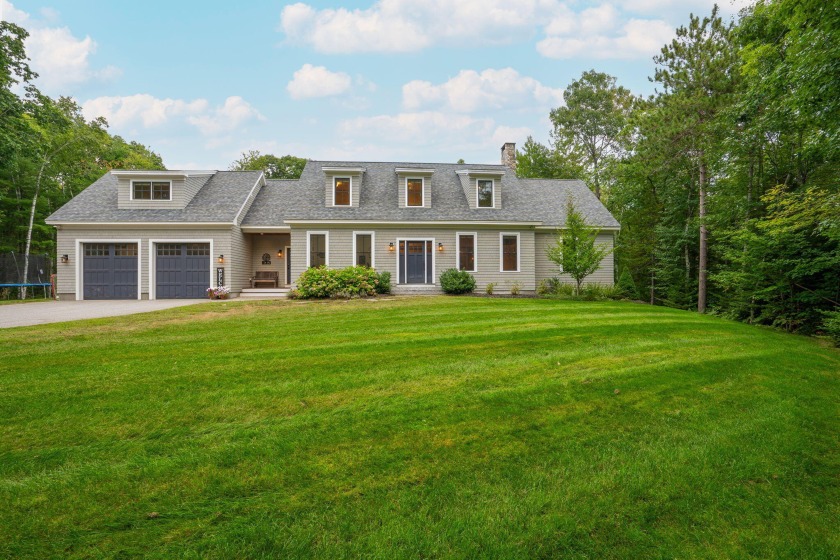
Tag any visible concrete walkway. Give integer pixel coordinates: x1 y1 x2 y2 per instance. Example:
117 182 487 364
0 299 210 329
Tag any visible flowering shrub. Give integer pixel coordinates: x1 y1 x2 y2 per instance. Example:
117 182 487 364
206 285 230 298
296 266 388 299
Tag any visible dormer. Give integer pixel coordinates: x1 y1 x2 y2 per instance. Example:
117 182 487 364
323 166 364 207
395 168 434 209
456 169 505 209
113 170 214 210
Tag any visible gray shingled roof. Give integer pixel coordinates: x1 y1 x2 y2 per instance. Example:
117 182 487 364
241 161 619 228
46 171 263 223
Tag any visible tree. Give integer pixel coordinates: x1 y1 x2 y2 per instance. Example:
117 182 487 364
229 150 306 179
515 136 583 179
546 200 612 295
550 70 636 200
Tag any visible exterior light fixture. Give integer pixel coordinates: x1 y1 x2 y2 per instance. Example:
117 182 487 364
388 242 395 251
277 249 283 258
60 254 69 264
438 242 444 251
217 255 224 264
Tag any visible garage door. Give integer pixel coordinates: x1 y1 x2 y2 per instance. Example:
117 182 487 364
83 243 138 299
156 243 210 299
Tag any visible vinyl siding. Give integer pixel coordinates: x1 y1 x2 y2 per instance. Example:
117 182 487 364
534 231 615 286
458 174 504 210
116 175 211 209
324 174 361 207
249 233 291 287
55 226 242 299
397 175 432 209
290 226 536 292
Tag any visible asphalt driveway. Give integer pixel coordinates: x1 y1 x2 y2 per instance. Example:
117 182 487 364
0 299 210 328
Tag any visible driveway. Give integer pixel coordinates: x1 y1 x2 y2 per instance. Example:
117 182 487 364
0 299 210 329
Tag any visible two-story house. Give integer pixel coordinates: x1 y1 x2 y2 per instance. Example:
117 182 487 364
46 143 619 299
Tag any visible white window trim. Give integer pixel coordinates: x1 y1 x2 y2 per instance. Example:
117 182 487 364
307 231 330 268
75 239 142 301
499 232 520 273
147 239 215 300
332 176 352 207
352 231 376 269
476 178 495 209
455 231 477 272
395 237 436 285
130 179 172 201
405 177 425 207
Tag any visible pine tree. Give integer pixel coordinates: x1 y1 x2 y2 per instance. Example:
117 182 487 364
546 200 612 295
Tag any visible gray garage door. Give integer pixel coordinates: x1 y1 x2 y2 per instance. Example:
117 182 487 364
156 243 210 299
83 243 138 300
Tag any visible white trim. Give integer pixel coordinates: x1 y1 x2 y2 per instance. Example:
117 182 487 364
147 239 214 300
535 225 621 232
499 232 520 273
75 239 142 301
240 225 292 232
130 179 172 201
332 176 352 207
233 172 265 225
396 237 436 285
112 170 215 177
306 231 329 268
322 166 365 174
455 231 477 272
395 168 434 175
352 231 376 268
283 220 541 227
476 178 495 209
456 169 505 177
47 221 231 228
404 176 425 207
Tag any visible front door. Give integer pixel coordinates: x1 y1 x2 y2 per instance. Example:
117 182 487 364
406 241 426 283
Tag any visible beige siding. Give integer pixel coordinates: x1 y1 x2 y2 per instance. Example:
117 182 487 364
248 233 291 287
55 226 242 299
458 174 504 210
323 173 362 207
534 231 615 286
116 175 210 210
397 175 432 209
290 226 536 292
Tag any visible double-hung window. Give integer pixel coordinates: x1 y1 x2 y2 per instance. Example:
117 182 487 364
354 233 373 267
477 179 494 208
406 178 424 207
500 233 519 272
308 232 328 267
334 177 351 206
457 233 476 272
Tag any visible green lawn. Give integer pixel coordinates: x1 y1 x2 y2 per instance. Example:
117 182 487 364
1 297 837 559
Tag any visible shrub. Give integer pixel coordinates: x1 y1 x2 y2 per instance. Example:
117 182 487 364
376 271 391 294
287 289 300 300
485 282 496 295
296 266 381 299
510 282 521 295
822 310 840 347
296 266 339 298
616 268 638 299
439 268 476 294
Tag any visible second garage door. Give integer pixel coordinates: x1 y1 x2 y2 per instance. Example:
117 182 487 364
156 243 210 299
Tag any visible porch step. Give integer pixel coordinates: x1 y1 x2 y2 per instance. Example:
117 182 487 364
391 285 443 296
239 288 290 298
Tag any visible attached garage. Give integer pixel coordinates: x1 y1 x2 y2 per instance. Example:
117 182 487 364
82 243 139 299
155 243 210 299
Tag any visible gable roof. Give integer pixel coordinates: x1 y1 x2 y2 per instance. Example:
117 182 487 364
240 160 619 228
46 171 264 224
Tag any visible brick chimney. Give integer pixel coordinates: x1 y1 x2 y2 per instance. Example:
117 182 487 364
500 142 516 170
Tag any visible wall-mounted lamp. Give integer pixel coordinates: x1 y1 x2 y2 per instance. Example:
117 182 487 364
277 249 283 258
388 242 395 252
438 242 444 252
60 254 69 264
217 254 224 264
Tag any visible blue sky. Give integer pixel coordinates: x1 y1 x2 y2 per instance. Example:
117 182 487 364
2 0 746 169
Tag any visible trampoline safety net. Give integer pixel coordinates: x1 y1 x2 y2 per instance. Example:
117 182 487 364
0 252 53 285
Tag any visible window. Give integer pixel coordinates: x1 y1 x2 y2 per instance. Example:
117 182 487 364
186 244 209 256
308 233 327 267
114 244 137 257
406 178 423 207
156 243 182 256
477 179 494 208
84 244 109 257
354 233 373 267
457 233 476 272
334 177 351 206
133 180 171 200
500 234 519 272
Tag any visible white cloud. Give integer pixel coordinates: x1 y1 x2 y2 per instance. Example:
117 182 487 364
279 0 561 54
286 64 353 99
1 1 120 91
403 68 563 113
81 94 264 136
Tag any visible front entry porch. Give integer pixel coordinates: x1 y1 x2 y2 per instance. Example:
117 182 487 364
397 239 435 285
247 232 292 291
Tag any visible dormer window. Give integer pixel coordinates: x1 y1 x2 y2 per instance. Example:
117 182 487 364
406 178 424 207
477 179 494 208
132 180 171 201
333 177 351 206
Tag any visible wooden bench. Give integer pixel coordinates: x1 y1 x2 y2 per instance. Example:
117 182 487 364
251 271 279 288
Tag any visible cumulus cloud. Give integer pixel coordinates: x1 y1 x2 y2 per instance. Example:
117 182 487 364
1 1 120 91
403 68 563 113
286 64 353 99
81 94 264 136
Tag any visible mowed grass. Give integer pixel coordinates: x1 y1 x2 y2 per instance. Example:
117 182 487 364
0 297 837 559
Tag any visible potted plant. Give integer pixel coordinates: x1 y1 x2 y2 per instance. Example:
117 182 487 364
206 286 231 300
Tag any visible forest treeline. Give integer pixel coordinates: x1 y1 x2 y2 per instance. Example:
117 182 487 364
518 0 838 336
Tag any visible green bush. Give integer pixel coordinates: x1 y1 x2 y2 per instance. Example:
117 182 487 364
485 282 496 295
376 271 391 294
539 281 623 300
296 266 382 299
510 282 522 295
616 268 638 299
822 310 840 347
439 268 476 294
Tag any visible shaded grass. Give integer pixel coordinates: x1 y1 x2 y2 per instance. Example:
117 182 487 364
0 297 838 559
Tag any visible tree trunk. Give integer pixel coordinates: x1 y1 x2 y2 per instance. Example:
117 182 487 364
22 158 48 299
698 158 708 313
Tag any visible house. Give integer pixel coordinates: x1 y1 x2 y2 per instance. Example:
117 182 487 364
46 143 619 300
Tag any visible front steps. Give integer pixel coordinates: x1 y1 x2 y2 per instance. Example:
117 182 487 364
391 285 443 296
239 288 290 299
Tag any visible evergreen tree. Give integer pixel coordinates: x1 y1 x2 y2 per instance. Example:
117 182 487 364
546 200 612 295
